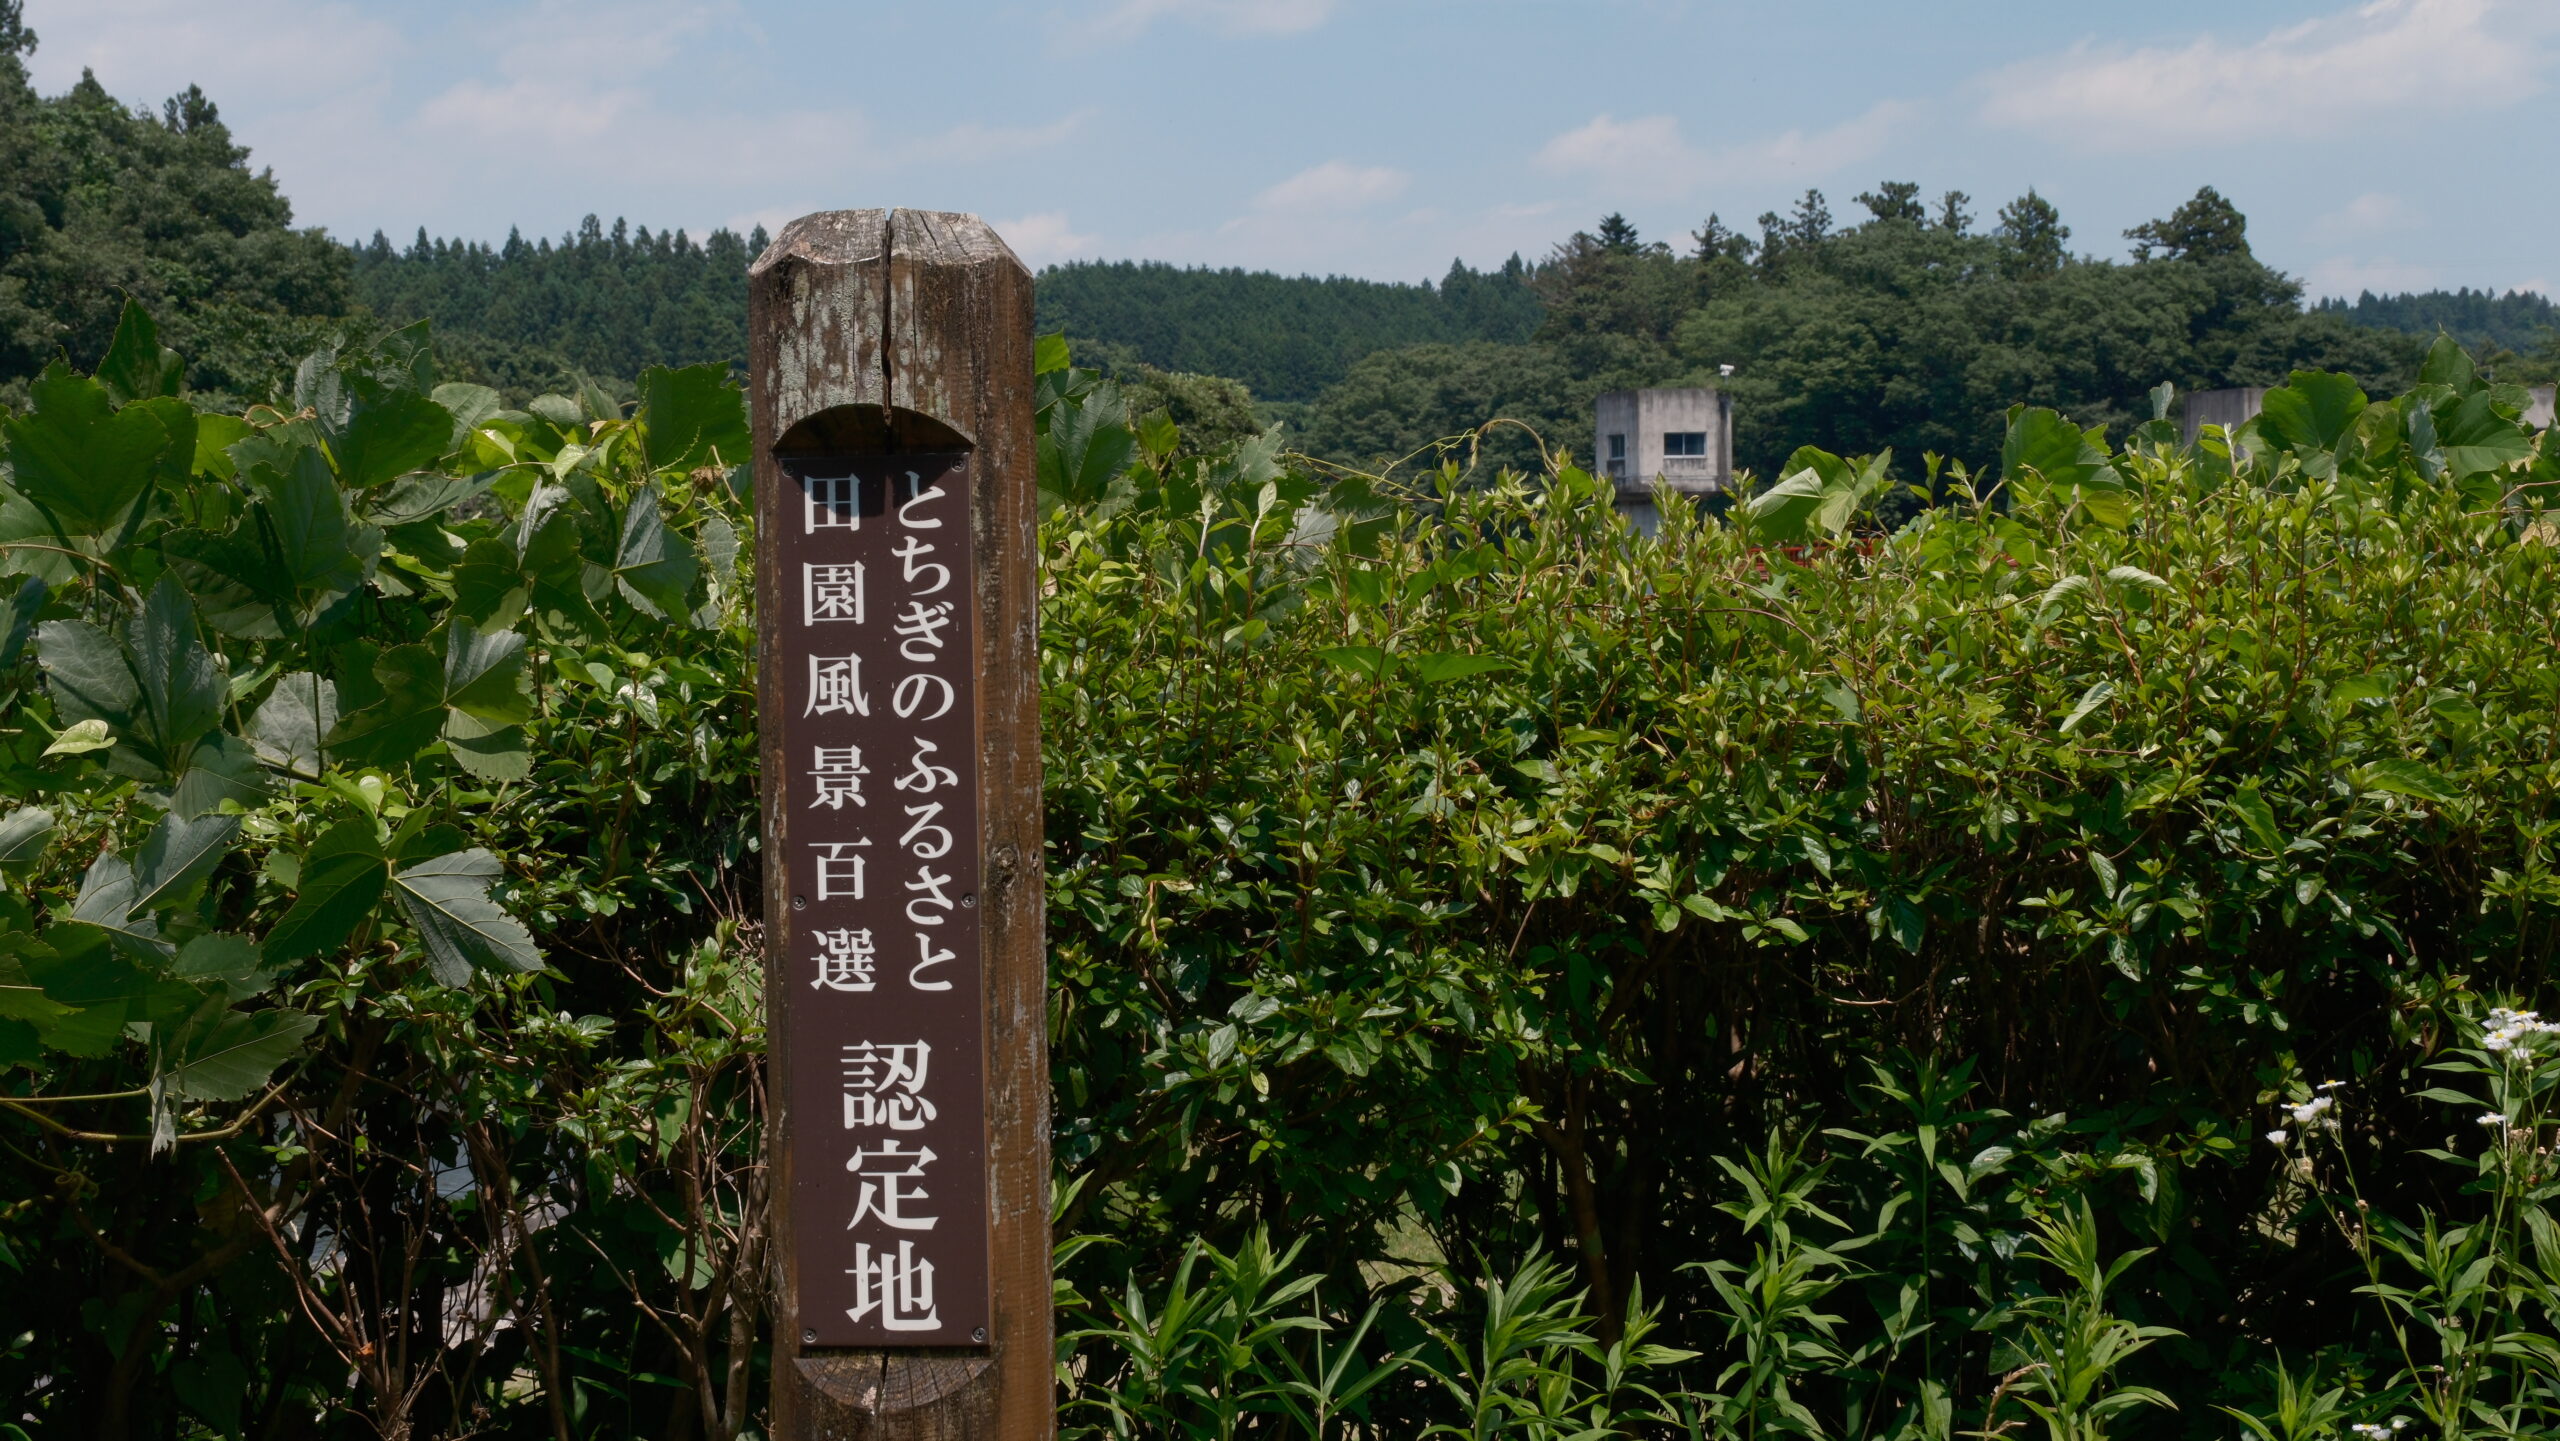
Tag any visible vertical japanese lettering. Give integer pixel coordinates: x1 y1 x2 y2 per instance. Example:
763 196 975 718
775 454 986 1345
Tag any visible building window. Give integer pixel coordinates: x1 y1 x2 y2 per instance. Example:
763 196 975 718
1664 431 1707 457
1607 434 1627 459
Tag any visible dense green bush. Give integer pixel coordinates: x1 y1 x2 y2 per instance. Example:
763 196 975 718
1040 341 2560 1438
7 312 2560 1440
0 305 762 1439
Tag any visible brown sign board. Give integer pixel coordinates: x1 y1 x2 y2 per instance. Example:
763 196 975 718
771 453 991 1346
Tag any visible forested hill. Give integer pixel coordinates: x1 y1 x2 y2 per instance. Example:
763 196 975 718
349 221 764 396
340 237 1539 405
1031 258 1542 400
2316 287 2560 357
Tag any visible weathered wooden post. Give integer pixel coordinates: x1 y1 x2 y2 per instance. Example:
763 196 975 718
748 210 1050 1439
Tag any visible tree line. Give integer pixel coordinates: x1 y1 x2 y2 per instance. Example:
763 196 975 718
1293 186 2427 477
3 11 2554 474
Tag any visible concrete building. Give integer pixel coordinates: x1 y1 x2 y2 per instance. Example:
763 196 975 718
2181 386 2267 446
1595 387 1732 532
2182 383 2556 443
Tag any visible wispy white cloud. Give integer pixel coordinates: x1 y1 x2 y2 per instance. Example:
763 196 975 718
1250 160 1410 212
2304 255 2442 299
896 112 1093 168
24 0 398 102
2313 192 2418 240
1533 102 1915 194
993 211 1102 267
1979 0 2559 151
1089 0 1335 43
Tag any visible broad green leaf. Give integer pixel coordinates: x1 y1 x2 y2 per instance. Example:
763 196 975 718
2002 407 2109 492
171 437 383 636
41 718 114 756
0 808 54 879
251 443 380 620
2437 389 2535 480
2059 679 2115 734
0 574 45 669
333 392 453 488
171 732 269 819
19 928 157 1054
1406 652 1512 684
637 365 750 474
2356 757 2462 805
248 672 339 778
264 822 392 962
391 849 541 985
1 363 193 540
169 933 276 1001
430 382 503 446
96 299 184 406
2032 575 2090 627
1035 332 1072 375
34 618 137 731
443 722 531 783
323 644 444 767
1038 386 1138 506
0 953 72 1027
162 1007 318 1101
443 626 532 726
161 526 285 639
2106 566 2170 592
1742 468 1827 544
1318 645 1389 680
2228 786 2282 853
2256 372 2367 453
126 577 226 769
67 852 167 958
191 413 249 480
130 812 239 914
451 536 532 632
364 469 498 527
611 487 698 619
2419 334 2478 392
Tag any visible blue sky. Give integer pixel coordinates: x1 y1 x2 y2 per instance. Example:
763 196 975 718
24 0 2559 297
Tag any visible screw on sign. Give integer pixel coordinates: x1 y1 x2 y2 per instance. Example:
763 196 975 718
751 210 1049 1438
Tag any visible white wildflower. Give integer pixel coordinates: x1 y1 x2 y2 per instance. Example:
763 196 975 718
2289 1095 2334 1125
2266 1129 2289 1145
2481 1113 2507 1127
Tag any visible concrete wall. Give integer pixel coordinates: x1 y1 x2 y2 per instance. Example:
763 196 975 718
2182 386 2268 446
1595 387 1732 500
1595 390 1639 487
2179 383 2554 442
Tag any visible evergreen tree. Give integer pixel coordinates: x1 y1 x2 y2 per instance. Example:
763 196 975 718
2125 184 2251 262
1935 190 1974 236
1031 257 1541 402
1995 189 2070 277
1855 181 1926 225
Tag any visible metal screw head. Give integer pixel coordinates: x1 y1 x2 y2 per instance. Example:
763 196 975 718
960 893 977 909
792 895 807 910
972 1327 987 1343
803 1329 818 1344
